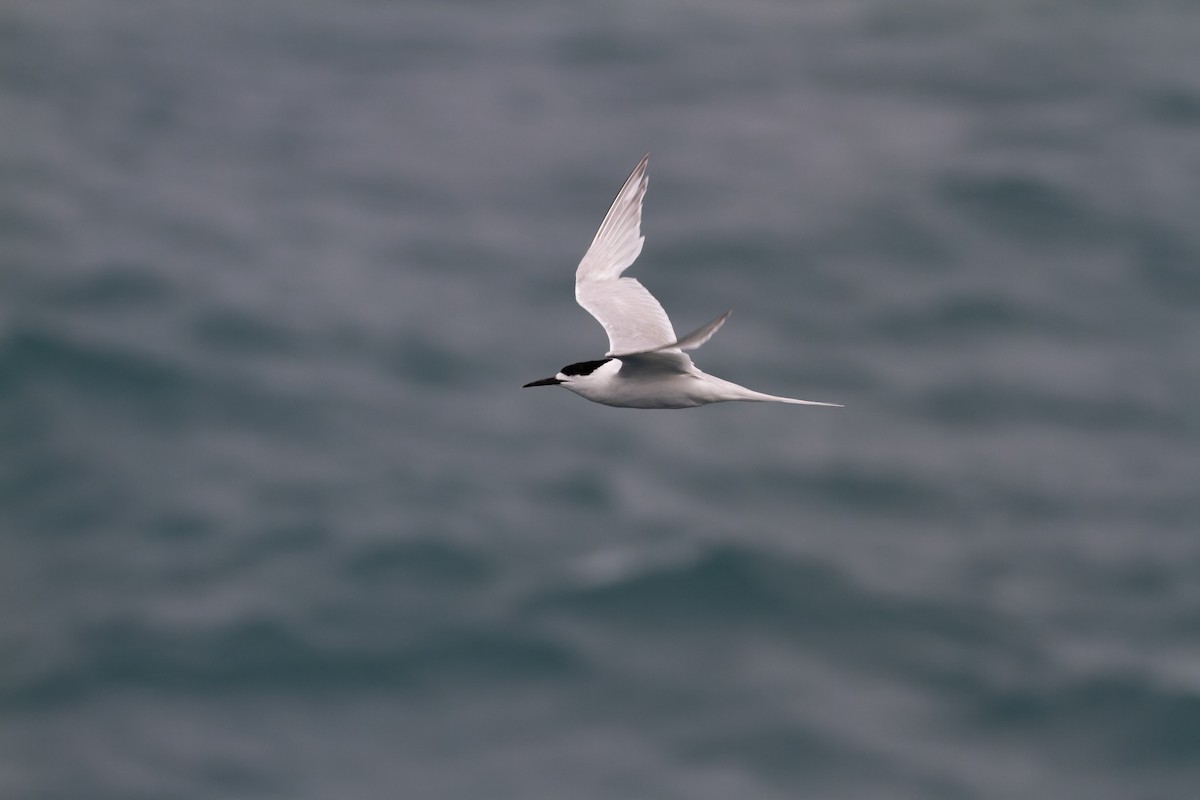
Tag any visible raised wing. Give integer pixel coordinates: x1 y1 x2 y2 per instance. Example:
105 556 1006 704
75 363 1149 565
575 155 678 355
576 153 650 284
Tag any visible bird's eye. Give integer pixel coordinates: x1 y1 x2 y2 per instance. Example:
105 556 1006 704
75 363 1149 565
560 358 612 376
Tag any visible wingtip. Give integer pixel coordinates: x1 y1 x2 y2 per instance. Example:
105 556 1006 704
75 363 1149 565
632 153 649 178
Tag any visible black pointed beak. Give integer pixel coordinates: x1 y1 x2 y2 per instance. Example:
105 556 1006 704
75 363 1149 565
523 376 561 388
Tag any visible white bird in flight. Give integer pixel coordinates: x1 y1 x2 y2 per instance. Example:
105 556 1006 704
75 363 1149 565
524 155 842 410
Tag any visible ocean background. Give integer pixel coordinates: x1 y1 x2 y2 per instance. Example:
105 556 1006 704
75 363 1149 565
3 1 1200 797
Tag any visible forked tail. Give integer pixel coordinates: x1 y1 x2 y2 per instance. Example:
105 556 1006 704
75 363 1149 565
709 376 842 407
745 391 842 407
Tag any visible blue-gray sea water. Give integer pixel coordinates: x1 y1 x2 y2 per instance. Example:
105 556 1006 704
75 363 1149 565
3 1 1200 798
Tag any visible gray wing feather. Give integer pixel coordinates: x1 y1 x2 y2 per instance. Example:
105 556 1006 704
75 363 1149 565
576 279 678 356
574 155 679 355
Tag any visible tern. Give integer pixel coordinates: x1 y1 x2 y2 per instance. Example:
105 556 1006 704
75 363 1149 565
524 155 842 409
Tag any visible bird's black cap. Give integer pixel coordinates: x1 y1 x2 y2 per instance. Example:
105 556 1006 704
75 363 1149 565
560 358 612 376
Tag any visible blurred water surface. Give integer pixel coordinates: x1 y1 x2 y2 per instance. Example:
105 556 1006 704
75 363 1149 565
3 1 1200 798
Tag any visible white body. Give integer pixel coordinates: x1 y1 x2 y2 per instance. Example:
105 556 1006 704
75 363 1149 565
550 356 833 409
524 155 841 410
